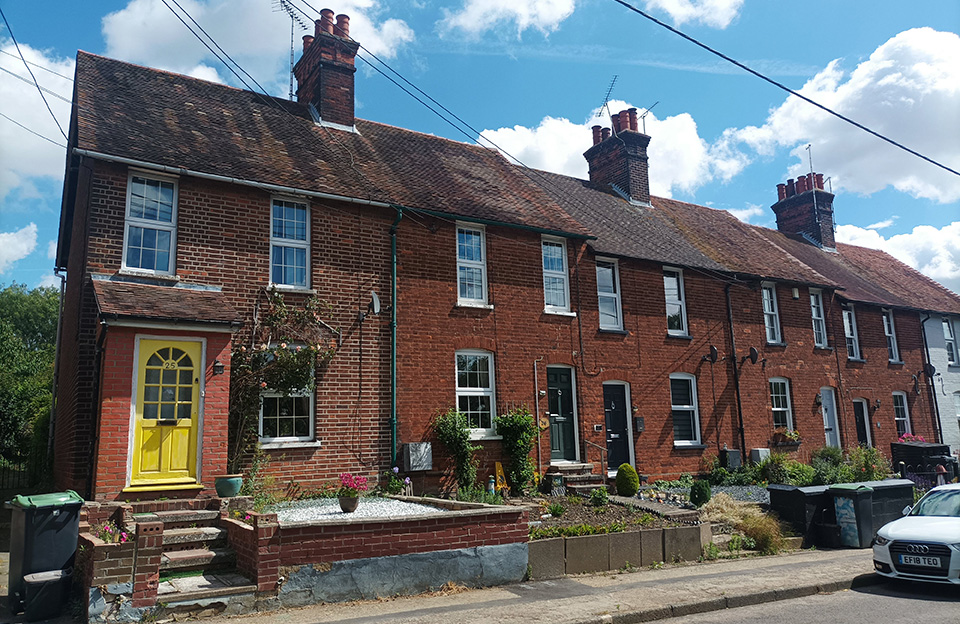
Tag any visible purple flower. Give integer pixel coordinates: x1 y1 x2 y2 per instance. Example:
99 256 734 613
404 477 411 484
392 466 399 474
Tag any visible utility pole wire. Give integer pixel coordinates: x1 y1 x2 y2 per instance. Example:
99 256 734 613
611 0 959 178
0 5 69 141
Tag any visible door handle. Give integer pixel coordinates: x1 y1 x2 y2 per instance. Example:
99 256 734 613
609 433 620 439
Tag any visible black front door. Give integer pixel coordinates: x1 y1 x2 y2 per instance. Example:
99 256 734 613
548 367 576 461
604 384 630 471
853 399 870 447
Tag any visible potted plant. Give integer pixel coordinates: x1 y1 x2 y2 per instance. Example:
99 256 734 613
214 474 244 498
337 472 368 512
770 428 802 447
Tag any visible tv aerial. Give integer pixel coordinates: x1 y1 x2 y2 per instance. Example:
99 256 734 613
273 0 311 100
596 75 618 120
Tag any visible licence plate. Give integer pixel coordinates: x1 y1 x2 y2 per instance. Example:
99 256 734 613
899 554 940 567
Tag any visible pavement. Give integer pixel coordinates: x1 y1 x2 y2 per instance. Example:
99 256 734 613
0 548 881 624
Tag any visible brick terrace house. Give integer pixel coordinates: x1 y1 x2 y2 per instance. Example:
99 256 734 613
53 11 960 501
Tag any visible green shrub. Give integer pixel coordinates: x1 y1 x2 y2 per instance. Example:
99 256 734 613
494 406 537 495
784 460 815 486
740 513 784 555
812 445 844 467
589 487 609 507
757 452 791 484
689 479 712 507
708 466 730 486
530 521 626 540
848 445 891 481
615 463 640 496
653 473 694 489
455 487 503 505
546 502 565 517
433 408 479 492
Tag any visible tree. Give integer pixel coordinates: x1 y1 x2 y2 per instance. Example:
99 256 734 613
0 283 59 466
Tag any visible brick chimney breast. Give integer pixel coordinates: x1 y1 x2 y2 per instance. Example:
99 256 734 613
583 109 652 205
770 173 836 249
292 9 359 128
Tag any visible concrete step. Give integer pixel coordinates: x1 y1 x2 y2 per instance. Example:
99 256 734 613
160 547 236 572
546 463 594 475
562 473 604 484
567 483 608 496
134 509 221 529
163 526 228 551
157 571 255 605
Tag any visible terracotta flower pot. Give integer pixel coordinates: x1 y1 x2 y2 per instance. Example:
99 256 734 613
215 474 243 498
338 496 359 513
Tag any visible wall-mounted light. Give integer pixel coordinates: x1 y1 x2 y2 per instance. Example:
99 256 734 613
213 359 225 375
814 393 822 406
874 398 881 411
791 287 800 300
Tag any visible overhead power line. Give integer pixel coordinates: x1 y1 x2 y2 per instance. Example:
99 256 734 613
0 111 67 148
610 0 959 178
0 65 71 102
0 49 73 80
0 5 68 141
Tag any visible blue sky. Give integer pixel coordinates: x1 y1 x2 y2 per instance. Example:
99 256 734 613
1 0 958 292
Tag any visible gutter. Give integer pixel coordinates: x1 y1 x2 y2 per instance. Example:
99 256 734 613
725 284 747 457
390 207 403 467
48 269 66 463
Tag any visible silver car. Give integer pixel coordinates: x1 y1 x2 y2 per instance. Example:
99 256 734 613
872 483 960 584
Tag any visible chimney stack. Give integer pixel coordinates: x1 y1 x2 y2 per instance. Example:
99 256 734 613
292 8 359 128
583 108 652 205
771 172 836 249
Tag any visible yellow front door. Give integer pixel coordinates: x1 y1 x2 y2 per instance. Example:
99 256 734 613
131 339 201 487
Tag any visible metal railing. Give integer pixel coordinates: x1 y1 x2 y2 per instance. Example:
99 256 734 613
583 439 608 479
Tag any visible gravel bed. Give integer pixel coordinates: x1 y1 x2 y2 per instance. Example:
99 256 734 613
657 484 770 505
269 497 448 523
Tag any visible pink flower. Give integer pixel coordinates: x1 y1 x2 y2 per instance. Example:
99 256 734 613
295 346 302 352
260 381 267 388
280 342 287 349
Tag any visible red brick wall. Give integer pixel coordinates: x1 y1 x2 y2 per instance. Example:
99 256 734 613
277 508 528 565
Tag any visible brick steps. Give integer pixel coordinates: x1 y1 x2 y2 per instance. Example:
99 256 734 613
161 547 236 572
547 462 607 495
163 526 228 549
157 571 255 609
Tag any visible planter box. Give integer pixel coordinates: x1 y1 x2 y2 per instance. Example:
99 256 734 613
528 537 565 580
565 534 609 574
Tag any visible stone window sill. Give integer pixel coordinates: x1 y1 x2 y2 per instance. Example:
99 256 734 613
259 441 322 450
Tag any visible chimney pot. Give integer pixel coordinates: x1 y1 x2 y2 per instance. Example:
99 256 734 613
302 35 314 51
601 127 611 141
815 173 824 189
786 178 796 196
777 183 787 200
336 14 350 38
618 110 630 133
796 176 806 194
772 173 836 249
627 107 638 132
805 173 814 191
611 115 621 133
591 125 602 146
320 8 335 34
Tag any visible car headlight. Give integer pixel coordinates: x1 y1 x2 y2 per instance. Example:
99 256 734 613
873 534 890 546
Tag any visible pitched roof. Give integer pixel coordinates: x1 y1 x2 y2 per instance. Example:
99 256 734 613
92 279 243 326
71 51 589 238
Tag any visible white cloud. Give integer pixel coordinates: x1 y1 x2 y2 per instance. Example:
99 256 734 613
836 222 960 295
720 28 960 204
866 216 898 230
0 223 38 273
0 42 73 202
727 203 764 223
480 99 747 198
37 273 60 288
46 239 57 259
643 0 743 29
102 0 413 94
439 0 575 37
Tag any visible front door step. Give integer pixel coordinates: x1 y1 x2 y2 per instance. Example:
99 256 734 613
161 547 235 572
157 571 255 603
163 526 228 549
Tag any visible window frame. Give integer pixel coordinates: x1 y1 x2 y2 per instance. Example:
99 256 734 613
455 349 497 438
842 304 861 360
944 317 958 365
953 391 960 422
892 391 911 437
882 308 900 362
596 257 623 331
456 223 489 306
809 288 827 348
663 267 689 337
768 377 794 430
258 390 316 444
269 197 311 289
121 171 178 276
668 373 701 446
541 236 571 314
761 282 782 344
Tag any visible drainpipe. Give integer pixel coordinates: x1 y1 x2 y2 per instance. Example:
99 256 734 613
920 313 944 444
725 284 747 457
47 268 66 462
390 207 403 467
533 356 544 475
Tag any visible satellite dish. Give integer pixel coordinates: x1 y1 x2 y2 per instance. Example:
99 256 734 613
708 345 719 364
923 363 936 378
369 291 381 316
748 347 759 365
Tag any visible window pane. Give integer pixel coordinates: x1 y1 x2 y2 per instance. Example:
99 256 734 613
459 266 483 300
544 276 566 307
144 386 159 402
458 229 483 262
542 241 564 272
670 378 692 406
666 303 684 332
596 262 615 294
143 404 158 419
160 404 175 419
178 404 191 419
663 272 680 301
672 409 694 440
599 296 619 327
272 200 307 241
130 177 174 223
